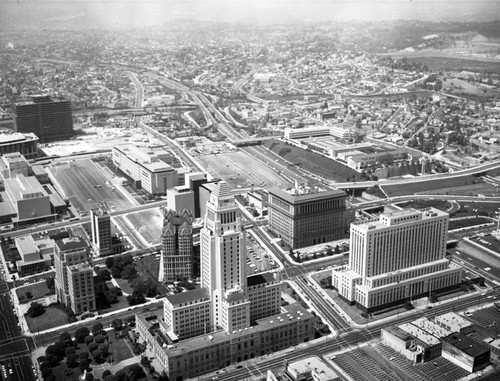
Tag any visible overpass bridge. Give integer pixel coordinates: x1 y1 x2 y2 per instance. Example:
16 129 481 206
230 136 282 147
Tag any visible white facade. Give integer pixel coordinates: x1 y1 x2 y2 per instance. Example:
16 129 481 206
200 181 250 332
332 208 462 311
163 289 211 340
112 145 177 194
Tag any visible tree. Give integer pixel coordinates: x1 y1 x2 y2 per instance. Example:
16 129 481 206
105 257 114 269
65 346 76 357
111 318 124 331
92 322 104 337
27 302 45 318
59 331 72 347
121 264 137 280
88 342 99 353
66 354 79 368
75 327 90 344
104 375 116 381
26 291 33 299
85 373 94 381
84 335 94 345
102 370 112 379
45 277 55 291
127 289 146 306
79 358 89 373
94 334 106 344
98 268 112 281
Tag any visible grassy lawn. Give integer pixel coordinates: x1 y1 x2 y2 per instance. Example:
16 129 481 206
25 306 68 333
380 173 476 196
263 139 364 182
111 338 134 363
16 282 51 303
114 278 134 295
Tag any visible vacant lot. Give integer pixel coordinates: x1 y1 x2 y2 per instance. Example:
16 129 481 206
197 150 290 189
262 140 363 182
16 281 51 303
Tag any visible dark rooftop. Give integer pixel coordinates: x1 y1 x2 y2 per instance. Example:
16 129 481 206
442 333 490 357
269 187 346 204
165 288 210 306
55 236 88 252
247 272 276 287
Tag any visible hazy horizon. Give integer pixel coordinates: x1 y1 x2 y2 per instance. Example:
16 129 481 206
0 0 498 30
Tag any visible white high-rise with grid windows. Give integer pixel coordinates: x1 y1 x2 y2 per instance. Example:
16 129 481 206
332 208 462 313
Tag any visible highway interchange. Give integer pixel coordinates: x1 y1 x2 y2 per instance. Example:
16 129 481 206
0 71 499 380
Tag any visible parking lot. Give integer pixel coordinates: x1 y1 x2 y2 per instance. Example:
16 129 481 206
124 208 163 246
47 158 133 214
245 230 278 274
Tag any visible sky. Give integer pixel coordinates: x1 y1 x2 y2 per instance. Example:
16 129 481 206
0 0 498 29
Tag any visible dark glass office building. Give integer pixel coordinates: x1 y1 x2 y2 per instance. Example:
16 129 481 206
13 95 74 143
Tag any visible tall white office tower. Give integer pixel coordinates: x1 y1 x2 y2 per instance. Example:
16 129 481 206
200 181 250 332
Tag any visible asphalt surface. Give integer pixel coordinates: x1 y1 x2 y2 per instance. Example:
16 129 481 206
0 276 36 381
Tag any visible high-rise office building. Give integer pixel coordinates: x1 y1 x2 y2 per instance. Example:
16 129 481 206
90 208 112 256
268 184 350 249
159 209 194 283
135 182 314 380
201 181 250 332
332 208 462 313
13 95 74 143
54 236 95 314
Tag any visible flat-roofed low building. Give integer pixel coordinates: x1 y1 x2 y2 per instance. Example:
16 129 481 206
488 338 500 364
442 333 490 373
136 303 315 381
411 317 452 339
163 288 211 341
14 235 53 277
285 356 340 381
434 312 474 335
381 326 440 363
0 132 38 159
0 152 29 180
112 145 177 195
4 174 54 224
31 165 50 184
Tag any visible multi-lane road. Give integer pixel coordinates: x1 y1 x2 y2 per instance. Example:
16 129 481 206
197 286 500 381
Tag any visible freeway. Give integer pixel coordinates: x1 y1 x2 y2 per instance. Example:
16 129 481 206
333 159 500 189
128 71 144 108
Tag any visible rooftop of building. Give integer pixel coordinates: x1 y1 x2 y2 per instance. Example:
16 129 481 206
165 288 210 307
138 303 313 356
55 236 88 252
269 186 345 204
4 174 46 200
411 317 452 339
114 145 174 172
67 262 93 273
247 272 277 287
442 333 490 357
434 312 473 332
398 323 440 345
14 235 54 257
355 207 447 230
287 356 339 381
0 132 38 144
